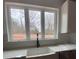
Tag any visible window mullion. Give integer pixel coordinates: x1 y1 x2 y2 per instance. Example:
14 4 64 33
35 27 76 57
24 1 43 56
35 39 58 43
24 9 30 40
54 12 58 39
7 7 13 42
41 11 45 40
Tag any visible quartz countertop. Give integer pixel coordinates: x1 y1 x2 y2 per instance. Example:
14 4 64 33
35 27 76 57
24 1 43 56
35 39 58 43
3 44 76 59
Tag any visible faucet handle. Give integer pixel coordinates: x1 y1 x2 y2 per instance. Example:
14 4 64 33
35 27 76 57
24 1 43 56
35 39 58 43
37 33 38 37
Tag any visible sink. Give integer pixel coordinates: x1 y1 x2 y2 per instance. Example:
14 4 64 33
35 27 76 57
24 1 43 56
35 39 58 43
27 47 55 57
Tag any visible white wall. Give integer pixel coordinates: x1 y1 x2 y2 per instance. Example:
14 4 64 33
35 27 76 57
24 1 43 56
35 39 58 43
68 1 76 44
68 1 76 33
61 0 68 33
60 0 76 44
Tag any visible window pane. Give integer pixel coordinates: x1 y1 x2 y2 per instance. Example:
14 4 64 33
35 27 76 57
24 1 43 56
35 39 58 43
29 10 41 40
9 8 26 42
45 12 55 39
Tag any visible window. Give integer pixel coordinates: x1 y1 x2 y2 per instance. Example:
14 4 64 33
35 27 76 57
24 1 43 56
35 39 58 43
5 2 59 46
6 7 58 42
45 12 55 39
29 10 42 40
8 8 26 42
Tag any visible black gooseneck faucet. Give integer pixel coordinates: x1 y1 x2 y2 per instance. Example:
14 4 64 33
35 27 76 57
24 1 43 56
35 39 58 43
37 33 40 48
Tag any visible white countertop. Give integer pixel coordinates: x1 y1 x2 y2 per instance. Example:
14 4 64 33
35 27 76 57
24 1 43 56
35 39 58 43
49 44 76 52
3 44 76 59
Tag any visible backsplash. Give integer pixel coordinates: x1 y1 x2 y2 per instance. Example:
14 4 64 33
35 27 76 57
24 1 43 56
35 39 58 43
59 33 70 44
59 33 76 44
69 33 76 44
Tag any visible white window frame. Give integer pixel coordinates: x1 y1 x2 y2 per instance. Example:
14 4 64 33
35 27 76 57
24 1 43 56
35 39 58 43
4 2 59 50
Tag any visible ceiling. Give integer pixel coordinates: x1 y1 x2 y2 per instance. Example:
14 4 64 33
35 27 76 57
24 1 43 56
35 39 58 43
70 0 76 1
5 0 66 8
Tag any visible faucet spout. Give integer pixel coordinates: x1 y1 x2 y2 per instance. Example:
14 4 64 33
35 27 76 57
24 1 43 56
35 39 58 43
37 33 40 48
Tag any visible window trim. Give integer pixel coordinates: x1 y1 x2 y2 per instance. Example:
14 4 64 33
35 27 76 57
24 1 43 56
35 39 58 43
4 2 60 50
